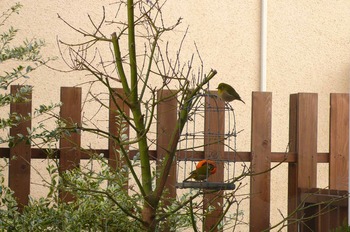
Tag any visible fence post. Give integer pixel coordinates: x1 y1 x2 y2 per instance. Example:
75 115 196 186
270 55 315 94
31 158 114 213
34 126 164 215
203 92 225 232
9 85 32 211
250 91 272 232
288 93 318 231
156 89 178 231
108 89 130 178
59 87 82 202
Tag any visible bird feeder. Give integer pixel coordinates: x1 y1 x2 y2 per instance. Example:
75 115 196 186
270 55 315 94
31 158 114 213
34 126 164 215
175 90 241 190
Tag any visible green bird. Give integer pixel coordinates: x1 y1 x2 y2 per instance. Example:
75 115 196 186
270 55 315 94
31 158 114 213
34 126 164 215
216 83 245 104
184 160 217 182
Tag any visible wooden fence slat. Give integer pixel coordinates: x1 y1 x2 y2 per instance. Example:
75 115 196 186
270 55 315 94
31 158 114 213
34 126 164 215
9 85 32 211
59 87 82 202
249 92 272 232
297 93 318 189
108 88 130 172
203 93 225 232
156 90 177 231
298 94 318 232
329 93 349 190
156 90 177 196
327 93 349 230
288 93 318 231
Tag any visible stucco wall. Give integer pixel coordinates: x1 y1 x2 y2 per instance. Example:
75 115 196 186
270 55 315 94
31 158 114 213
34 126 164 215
1 0 350 230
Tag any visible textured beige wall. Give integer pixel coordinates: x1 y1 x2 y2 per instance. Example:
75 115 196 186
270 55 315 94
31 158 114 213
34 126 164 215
1 0 350 230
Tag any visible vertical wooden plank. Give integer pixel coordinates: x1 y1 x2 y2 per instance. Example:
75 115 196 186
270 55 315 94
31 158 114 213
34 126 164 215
288 93 318 231
156 90 177 231
288 94 298 232
59 87 82 202
329 93 349 190
249 92 272 232
203 92 224 232
156 90 177 196
297 93 318 189
298 93 318 232
329 93 349 230
9 85 32 211
108 88 130 172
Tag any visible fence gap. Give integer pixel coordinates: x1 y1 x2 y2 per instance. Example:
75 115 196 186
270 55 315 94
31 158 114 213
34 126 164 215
59 87 82 202
249 91 272 232
203 92 225 232
9 85 32 212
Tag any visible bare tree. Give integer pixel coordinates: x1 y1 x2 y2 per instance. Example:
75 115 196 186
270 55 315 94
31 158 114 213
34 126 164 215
55 0 255 231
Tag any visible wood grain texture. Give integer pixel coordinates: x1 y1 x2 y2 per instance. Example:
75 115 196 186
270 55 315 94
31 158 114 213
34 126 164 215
249 92 272 232
59 87 82 202
9 85 32 211
329 93 349 190
299 93 318 232
297 93 318 189
289 93 319 232
156 90 177 197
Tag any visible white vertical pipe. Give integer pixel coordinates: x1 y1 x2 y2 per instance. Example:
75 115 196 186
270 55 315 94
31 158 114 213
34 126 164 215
260 0 267 92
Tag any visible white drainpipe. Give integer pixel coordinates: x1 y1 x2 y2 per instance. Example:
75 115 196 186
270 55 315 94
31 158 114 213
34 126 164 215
260 0 267 92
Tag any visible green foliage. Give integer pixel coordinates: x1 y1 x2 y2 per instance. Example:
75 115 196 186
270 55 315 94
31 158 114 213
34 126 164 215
331 220 350 232
0 155 194 231
0 3 46 89
0 3 57 148
0 160 20 230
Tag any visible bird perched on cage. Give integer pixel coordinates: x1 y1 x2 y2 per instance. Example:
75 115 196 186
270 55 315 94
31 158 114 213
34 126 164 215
184 160 217 181
216 83 245 104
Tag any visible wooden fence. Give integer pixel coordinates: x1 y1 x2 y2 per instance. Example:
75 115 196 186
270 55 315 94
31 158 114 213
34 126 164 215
0 86 349 231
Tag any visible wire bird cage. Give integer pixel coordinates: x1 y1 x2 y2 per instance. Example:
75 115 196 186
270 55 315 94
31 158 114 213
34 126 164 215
175 88 240 190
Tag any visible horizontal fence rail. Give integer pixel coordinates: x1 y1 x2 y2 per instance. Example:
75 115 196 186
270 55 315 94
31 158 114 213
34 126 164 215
1 86 349 231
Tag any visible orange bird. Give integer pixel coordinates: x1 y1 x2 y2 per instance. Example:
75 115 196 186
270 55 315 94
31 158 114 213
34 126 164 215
184 160 217 181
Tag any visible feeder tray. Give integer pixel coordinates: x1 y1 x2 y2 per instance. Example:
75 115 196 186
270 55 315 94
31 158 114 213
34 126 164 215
176 181 236 190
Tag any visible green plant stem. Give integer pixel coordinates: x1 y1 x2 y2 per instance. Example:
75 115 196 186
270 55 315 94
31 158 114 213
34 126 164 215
127 0 138 103
127 0 152 196
189 199 199 232
111 33 130 96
